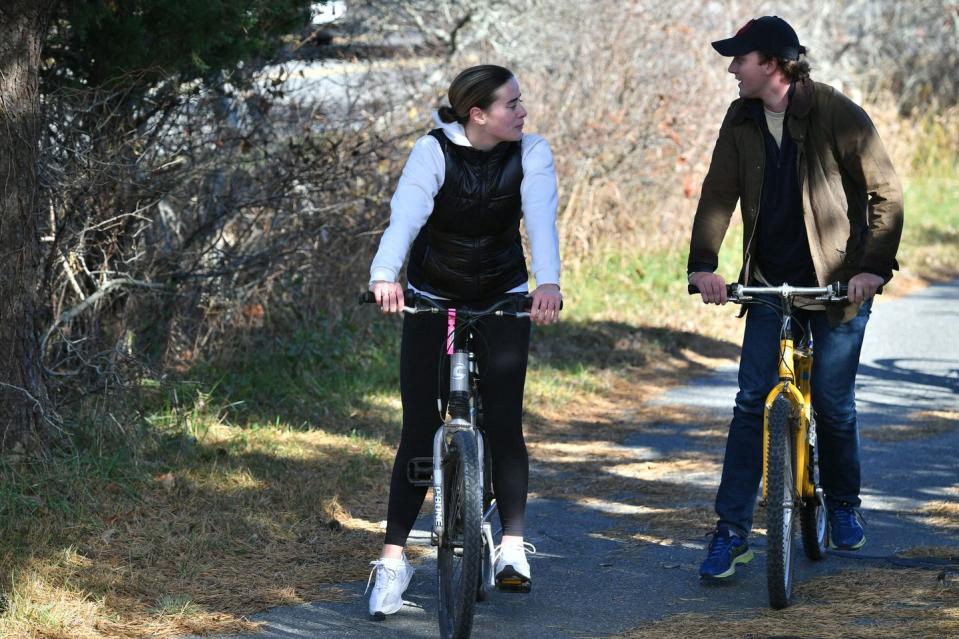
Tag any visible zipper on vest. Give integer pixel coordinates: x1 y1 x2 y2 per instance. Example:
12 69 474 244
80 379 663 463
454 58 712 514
475 159 489 295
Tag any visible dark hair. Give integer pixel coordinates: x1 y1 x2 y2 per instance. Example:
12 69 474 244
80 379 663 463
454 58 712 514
759 50 811 83
437 65 515 125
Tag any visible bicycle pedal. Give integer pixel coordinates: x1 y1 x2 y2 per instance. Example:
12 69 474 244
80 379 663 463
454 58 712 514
407 457 433 486
496 570 532 593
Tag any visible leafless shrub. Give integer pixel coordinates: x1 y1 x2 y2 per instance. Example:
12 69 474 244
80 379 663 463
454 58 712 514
798 0 959 115
38 60 431 391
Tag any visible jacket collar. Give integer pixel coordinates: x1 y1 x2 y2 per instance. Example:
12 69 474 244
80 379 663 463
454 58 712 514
432 111 473 147
430 111 519 155
729 78 815 125
789 78 814 119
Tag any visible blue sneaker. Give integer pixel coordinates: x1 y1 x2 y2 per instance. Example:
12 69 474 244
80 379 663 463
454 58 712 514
828 505 866 550
699 527 754 580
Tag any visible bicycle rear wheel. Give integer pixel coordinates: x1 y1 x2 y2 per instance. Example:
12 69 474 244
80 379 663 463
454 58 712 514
476 431 494 602
438 430 483 639
800 437 828 560
766 394 797 609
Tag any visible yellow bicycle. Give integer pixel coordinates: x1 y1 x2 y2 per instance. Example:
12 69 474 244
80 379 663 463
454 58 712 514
691 282 852 608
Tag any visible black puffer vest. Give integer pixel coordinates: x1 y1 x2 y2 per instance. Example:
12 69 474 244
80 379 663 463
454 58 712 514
407 129 527 301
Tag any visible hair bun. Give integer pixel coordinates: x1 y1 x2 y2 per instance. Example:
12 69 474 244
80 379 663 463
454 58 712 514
437 105 459 123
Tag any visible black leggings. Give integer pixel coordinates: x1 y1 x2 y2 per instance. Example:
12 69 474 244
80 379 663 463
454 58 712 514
384 309 531 547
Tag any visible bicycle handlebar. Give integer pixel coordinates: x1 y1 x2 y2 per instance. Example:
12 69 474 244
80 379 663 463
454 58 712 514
687 281 882 300
359 290 562 316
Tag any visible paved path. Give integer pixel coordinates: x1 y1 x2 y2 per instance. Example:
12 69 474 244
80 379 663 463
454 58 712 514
194 279 959 638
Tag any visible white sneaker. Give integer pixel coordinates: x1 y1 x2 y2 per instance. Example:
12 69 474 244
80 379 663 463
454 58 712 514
493 541 535 592
366 554 414 619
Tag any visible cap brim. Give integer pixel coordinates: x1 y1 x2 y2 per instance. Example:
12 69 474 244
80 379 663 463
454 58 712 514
711 37 754 56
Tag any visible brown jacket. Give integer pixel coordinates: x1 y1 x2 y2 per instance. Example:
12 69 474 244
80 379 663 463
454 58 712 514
688 79 904 324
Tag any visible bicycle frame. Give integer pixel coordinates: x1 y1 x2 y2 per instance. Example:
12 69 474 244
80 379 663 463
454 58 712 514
431 329 487 548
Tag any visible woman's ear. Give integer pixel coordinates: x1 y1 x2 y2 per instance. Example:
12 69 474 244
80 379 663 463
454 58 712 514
468 105 486 126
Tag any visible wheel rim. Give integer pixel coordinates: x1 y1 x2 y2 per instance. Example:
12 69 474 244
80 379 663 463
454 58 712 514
816 493 827 546
782 471 794 595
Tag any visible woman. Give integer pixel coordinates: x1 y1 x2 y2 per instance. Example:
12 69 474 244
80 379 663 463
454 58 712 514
365 64 562 619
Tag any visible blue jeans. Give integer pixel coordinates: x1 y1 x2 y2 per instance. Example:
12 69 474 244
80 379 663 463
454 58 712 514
715 299 872 537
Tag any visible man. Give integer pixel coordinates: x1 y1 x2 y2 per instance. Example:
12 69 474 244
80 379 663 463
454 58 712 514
687 16 903 580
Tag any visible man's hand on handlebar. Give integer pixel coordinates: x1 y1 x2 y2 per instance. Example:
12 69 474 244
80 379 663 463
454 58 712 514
690 272 728 305
847 273 884 305
370 280 405 313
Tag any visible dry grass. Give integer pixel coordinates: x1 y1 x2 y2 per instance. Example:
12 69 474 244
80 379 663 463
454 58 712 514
898 546 959 561
919 499 959 531
0 419 408 639
617 562 959 639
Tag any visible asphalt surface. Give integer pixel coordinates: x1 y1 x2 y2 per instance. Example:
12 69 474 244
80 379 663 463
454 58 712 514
192 279 959 639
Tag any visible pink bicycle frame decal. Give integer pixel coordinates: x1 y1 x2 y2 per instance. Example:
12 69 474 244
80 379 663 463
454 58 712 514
446 308 456 355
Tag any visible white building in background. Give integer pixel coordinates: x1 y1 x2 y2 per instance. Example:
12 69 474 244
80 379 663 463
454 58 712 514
311 1 347 25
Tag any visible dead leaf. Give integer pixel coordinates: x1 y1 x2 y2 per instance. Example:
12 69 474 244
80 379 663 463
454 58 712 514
155 472 176 491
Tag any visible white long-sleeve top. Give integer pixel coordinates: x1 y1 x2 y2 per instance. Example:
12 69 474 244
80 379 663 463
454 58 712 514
369 113 561 294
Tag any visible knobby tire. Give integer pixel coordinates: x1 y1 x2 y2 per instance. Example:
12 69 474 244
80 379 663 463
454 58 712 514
438 431 483 639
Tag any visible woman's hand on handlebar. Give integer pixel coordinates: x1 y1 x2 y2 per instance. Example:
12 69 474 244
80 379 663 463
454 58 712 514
531 283 562 325
690 272 728 305
370 280 405 313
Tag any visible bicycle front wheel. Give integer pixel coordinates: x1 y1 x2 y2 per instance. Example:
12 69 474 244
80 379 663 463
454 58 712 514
766 394 797 609
438 430 483 639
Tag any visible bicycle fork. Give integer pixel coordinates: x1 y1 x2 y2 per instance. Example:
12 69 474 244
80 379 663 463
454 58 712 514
761 326 818 506
432 350 475 546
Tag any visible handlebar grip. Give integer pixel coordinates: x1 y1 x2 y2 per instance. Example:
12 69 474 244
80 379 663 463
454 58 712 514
688 283 736 296
358 289 416 305
832 282 883 297
521 297 565 311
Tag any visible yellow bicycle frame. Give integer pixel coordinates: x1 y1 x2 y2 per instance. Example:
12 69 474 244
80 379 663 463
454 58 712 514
761 336 816 502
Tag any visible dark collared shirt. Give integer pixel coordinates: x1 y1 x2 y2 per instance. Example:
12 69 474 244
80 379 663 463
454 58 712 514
745 94 817 286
